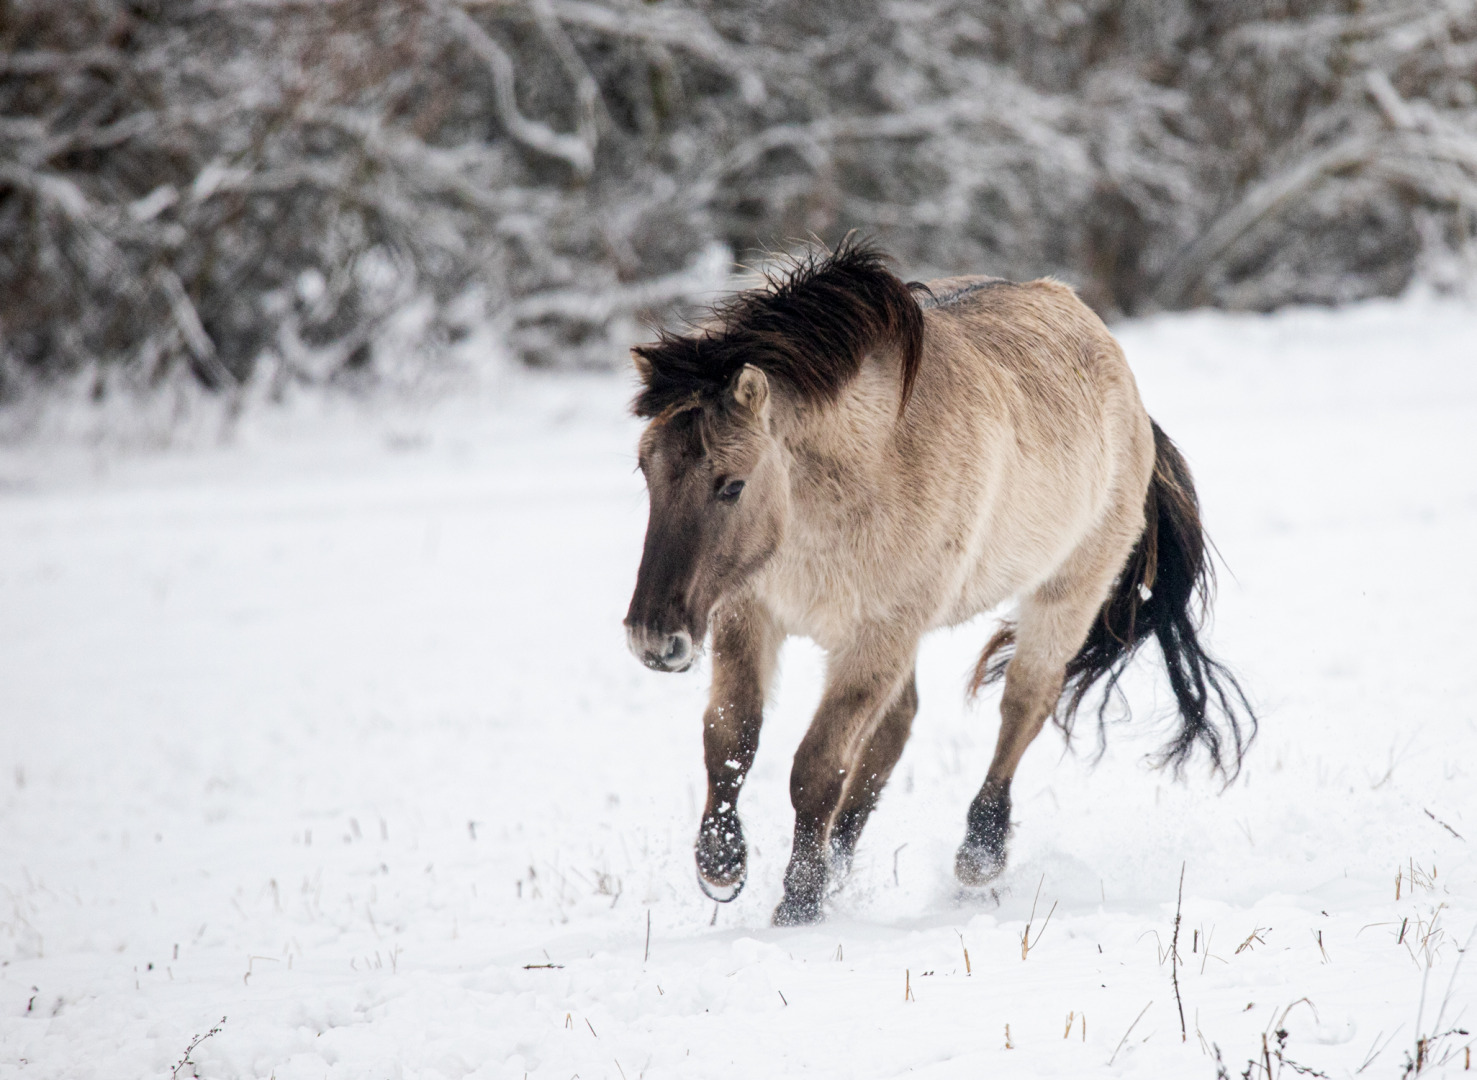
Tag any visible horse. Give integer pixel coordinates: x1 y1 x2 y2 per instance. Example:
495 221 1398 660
622 239 1255 926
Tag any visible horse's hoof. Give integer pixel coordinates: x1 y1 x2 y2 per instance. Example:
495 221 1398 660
697 868 745 903
695 813 747 902
771 894 823 926
826 841 854 881
958 784 1011 886
954 841 1007 887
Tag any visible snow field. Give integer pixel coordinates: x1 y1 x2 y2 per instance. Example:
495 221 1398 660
0 294 1474 1078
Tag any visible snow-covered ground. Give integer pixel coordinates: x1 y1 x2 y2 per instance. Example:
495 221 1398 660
1 295 1474 1079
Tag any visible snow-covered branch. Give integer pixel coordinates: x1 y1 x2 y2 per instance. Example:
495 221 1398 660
3 0 1476 399
439 2 597 177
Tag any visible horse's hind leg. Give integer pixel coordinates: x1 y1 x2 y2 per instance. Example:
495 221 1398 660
828 672 917 878
956 552 1131 885
696 600 781 902
954 625 1066 886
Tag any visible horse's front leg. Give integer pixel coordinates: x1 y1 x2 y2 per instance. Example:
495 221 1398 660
695 600 781 903
775 634 916 925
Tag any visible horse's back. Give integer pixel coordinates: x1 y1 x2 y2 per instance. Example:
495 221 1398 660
918 274 1143 440
915 276 1012 310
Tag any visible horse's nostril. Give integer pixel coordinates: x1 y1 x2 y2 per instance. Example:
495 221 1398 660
629 627 693 671
660 631 693 669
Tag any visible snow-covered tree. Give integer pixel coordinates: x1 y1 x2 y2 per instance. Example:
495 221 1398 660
3 0 1475 397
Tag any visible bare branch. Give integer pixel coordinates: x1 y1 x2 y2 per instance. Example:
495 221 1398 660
529 0 604 158
437 2 595 177
499 240 731 327
155 268 236 390
1365 69 1419 131
462 0 765 103
0 48 125 77
1152 132 1383 308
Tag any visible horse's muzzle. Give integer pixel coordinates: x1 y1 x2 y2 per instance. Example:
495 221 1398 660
626 625 694 672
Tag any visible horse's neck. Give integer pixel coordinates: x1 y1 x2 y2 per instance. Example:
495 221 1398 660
777 380 899 545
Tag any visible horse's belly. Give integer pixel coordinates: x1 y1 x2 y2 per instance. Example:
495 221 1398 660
936 569 1015 628
934 472 1108 628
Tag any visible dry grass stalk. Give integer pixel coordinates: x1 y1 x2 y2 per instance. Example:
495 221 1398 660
1422 808 1464 841
1108 1001 1153 1067
1020 875 1057 960
1236 927 1270 955
1172 861 1186 1042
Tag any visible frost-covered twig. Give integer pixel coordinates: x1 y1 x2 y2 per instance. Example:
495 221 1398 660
170 1016 226 1080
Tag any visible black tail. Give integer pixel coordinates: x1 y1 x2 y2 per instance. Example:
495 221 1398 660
972 421 1257 778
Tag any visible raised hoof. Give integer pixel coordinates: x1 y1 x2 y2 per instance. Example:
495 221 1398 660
697 869 745 903
771 894 824 926
695 812 747 903
954 841 1007 887
958 783 1012 887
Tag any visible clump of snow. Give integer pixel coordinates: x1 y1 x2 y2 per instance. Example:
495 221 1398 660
1 295 1474 1077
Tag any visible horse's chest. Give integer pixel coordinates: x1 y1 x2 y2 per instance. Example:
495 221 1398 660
756 535 881 646
757 504 947 645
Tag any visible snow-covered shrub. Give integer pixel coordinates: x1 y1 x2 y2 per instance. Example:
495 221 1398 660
2 0 1475 397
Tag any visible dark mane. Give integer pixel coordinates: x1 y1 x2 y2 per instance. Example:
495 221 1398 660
632 239 925 419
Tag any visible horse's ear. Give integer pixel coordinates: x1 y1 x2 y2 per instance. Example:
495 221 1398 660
631 346 654 385
729 364 769 424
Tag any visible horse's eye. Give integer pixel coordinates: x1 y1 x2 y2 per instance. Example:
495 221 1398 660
716 478 746 503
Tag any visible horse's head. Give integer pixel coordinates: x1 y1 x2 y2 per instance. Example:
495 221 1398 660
625 364 787 672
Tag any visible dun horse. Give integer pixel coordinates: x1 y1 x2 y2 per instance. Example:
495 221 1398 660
624 241 1254 926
